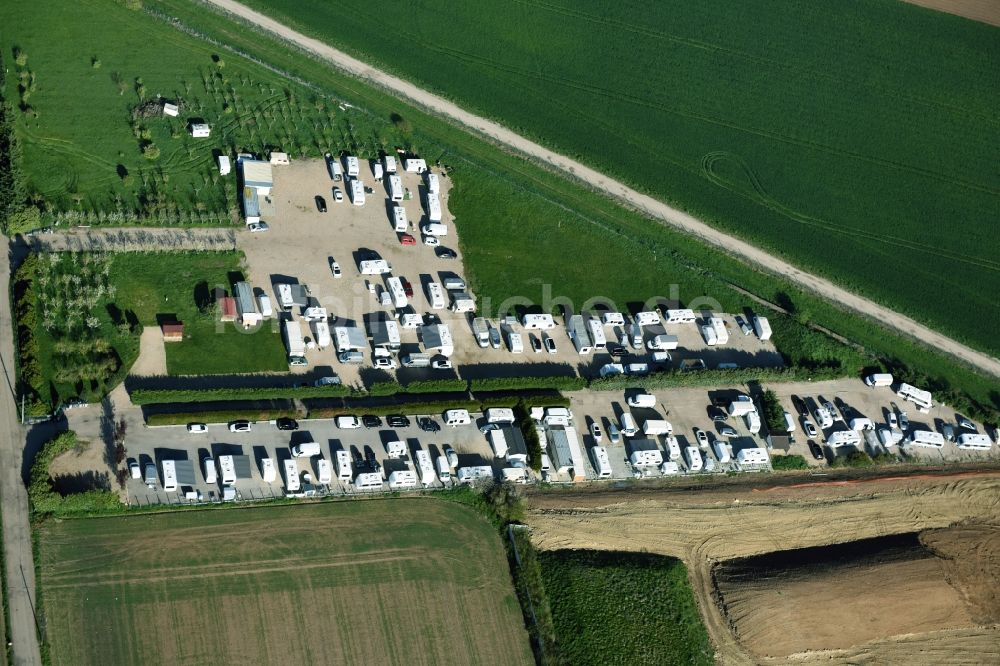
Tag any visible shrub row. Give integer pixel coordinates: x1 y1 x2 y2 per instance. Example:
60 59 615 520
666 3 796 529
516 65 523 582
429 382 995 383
28 431 122 517
587 366 841 391
130 384 352 405
770 454 809 471
11 254 47 416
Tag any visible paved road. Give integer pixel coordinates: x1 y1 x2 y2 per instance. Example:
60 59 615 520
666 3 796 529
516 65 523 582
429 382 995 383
204 0 1000 379
0 236 42 666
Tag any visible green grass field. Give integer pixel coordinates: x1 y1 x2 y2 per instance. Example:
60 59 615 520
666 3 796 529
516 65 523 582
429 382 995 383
236 0 1000 357
38 499 532 666
30 251 285 405
0 0 406 223
538 549 713 665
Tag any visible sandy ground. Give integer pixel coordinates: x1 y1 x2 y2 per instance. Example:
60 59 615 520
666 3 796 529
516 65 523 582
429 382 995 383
526 473 1000 665
204 0 1000 380
131 327 168 376
904 0 1000 26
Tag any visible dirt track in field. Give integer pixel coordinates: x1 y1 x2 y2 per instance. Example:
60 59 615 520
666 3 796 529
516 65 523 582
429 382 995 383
200 0 1000 380
527 472 1000 664
904 0 1000 27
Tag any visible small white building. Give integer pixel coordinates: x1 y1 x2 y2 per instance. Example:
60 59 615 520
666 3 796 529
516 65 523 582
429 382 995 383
189 123 211 138
269 152 290 166
217 155 231 176
162 102 179 117
404 157 427 173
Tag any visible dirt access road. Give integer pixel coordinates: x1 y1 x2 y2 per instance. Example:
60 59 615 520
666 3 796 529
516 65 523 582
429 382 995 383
202 0 1000 379
904 0 1000 27
527 472 1000 665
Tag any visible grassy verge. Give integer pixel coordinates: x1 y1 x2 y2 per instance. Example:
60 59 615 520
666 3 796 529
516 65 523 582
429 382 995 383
771 454 810 471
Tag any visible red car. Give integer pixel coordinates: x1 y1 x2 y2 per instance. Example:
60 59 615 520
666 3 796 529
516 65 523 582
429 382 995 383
400 277 414 298
399 233 416 246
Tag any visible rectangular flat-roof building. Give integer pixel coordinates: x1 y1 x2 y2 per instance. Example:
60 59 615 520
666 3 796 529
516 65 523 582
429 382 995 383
241 159 274 195
234 281 261 328
242 187 261 224
218 296 237 322
420 323 454 357
334 325 367 352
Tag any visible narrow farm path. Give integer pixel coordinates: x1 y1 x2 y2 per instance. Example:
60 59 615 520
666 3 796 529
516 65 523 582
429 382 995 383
203 0 1000 379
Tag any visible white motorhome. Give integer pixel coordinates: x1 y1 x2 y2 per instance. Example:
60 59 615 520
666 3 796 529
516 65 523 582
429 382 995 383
485 408 516 424
620 413 638 437
316 458 332 485
635 311 660 327
349 178 365 205
386 276 408 308
956 433 991 450
161 460 179 492
685 447 703 472
587 318 607 350
284 319 307 366
436 456 452 484
627 393 656 408
663 308 696 324
753 315 772 341
416 450 437 486
392 204 408 232
865 373 894 387
590 446 612 479
383 155 397 174
311 319 331 350
643 419 673 436
334 450 353 482
388 174 403 201
425 191 442 222
456 466 494 485
663 436 681 461
283 459 300 492
488 430 509 458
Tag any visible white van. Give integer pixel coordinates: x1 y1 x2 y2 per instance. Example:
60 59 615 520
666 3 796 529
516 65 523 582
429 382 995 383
316 458 332 484
426 282 446 310
436 456 452 483
620 413 638 437
507 332 524 354
865 373 894 387
627 393 656 408
336 415 361 429
422 222 448 236
202 457 217 484
590 446 612 479
443 409 472 427
257 294 273 318
782 411 796 433
291 442 321 458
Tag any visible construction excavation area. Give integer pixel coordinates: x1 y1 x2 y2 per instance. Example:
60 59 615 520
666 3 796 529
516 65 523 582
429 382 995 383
526 470 1000 664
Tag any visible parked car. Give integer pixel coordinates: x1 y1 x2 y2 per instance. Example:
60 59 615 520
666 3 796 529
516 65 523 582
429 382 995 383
275 417 299 431
887 411 898 429
423 235 440 247
228 420 251 433
543 334 557 354
247 222 269 233
530 335 542 353
710 407 728 422
719 426 737 438
956 414 977 431
608 344 627 358
444 445 459 468
387 415 410 428
941 423 956 442
418 417 440 433
315 195 327 212
898 410 910 431
187 423 208 434
129 461 141 479
399 233 416 246
791 395 809 418
431 356 452 369
332 187 343 202
374 356 397 369
589 422 603 443
362 415 382 428
808 440 825 460
436 247 457 259
314 376 341 387
695 428 709 448
400 277 414 298
608 423 621 444
329 259 342 278
735 315 752 336
488 324 502 349
803 420 818 438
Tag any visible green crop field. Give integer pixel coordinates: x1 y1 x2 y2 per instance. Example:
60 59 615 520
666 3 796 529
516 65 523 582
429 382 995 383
37 499 532 666
236 0 1000 357
21 250 285 410
538 549 713 665
0 0 408 225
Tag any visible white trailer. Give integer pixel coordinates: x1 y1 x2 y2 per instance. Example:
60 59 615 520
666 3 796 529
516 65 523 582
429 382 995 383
404 158 427 173
700 325 718 346
713 440 733 463
386 276 408 308
956 433 991 450
635 311 660 327
522 314 555 330
316 458 332 485
218 455 237 485
908 430 944 448
384 155 397 174
425 191 442 222
896 383 933 412
685 447 703 472
334 450 353 482
349 179 365 205
161 460 179 492
502 467 528 484
416 450 437 486
744 411 761 434
877 427 904 447
449 292 475 314
664 308 696 324
426 172 439 194
284 319 306 366
283 459 300 492
388 174 403 201
728 396 756 416
261 458 276 483
660 461 680 475
372 161 384 181
472 317 490 348
590 446 612 478
426 282 446 310
736 447 770 466
643 419 673 436
392 204 408 232
400 312 424 329
587 318 607 350
456 466 494 485
485 408 516 424
865 373 894 387
665 436 681 461
354 472 383 490
710 317 729 345
311 319 331 349
388 470 418 489
345 155 360 177
360 259 392 275
385 440 407 458
568 315 592 354
850 417 875 431
827 430 862 448
488 429 509 458
629 440 663 468
602 312 625 327
753 315 772 341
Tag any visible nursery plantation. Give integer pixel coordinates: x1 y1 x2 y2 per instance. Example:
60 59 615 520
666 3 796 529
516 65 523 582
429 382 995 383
538 550 713 665
238 0 1000 356
0 0 410 228
15 251 284 413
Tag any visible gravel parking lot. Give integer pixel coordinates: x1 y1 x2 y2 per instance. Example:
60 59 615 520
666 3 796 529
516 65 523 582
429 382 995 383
233 157 781 388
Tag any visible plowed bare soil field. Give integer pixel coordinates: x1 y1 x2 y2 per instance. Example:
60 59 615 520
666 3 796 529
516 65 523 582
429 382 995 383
904 0 1000 27
38 499 531 666
527 472 1000 665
